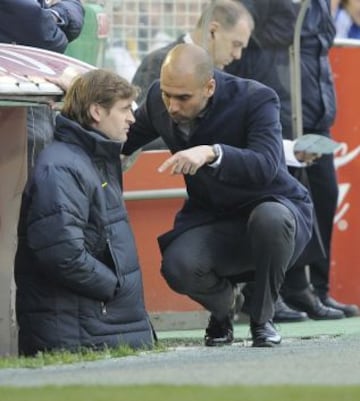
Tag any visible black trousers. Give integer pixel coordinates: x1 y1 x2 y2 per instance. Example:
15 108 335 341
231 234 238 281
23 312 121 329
284 154 338 297
161 202 299 324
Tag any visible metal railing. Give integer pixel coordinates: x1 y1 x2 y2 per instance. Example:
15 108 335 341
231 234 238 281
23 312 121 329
124 187 187 201
289 0 310 140
334 38 360 47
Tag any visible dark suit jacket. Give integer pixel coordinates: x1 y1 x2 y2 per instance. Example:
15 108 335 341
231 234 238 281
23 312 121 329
123 69 313 257
228 0 336 138
132 35 185 104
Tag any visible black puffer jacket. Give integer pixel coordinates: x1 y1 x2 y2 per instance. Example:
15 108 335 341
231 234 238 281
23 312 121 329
15 115 154 356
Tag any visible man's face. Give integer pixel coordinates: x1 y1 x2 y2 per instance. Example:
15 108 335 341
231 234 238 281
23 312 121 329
160 70 215 124
210 19 252 69
92 98 135 142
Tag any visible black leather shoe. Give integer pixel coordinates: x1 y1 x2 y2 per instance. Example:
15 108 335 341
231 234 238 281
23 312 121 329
204 314 234 346
283 287 345 320
320 296 359 318
250 320 281 347
273 295 309 323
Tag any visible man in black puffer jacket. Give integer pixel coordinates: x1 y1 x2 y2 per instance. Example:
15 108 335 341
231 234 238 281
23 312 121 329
15 69 154 356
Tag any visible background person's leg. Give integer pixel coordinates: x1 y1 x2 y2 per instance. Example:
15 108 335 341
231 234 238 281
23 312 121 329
281 155 353 318
306 154 338 298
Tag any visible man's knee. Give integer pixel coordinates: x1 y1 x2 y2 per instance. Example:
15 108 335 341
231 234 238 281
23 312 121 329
161 243 210 294
161 251 192 294
249 202 296 243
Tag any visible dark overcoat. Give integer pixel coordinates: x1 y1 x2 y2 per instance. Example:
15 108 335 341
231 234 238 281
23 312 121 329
123 70 313 261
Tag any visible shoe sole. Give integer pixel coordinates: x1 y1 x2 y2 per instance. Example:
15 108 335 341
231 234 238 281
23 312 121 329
322 306 359 318
252 340 281 347
204 338 234 347
343 311 360 318
286 302 346 320
307 313 345 320
273 316 309 323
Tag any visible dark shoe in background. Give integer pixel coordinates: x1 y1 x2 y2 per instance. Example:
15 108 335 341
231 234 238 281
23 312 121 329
250 320 281 347
283 287 345 320
204 314 234 346
320 296 360 318
273 295 309 323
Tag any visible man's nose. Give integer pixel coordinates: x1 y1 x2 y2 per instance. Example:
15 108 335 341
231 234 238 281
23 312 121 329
168 98 180 113
232 47 243 60
127 110 135 123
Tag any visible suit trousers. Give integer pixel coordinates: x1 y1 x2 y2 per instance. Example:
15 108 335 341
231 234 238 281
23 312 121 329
161 202 298 324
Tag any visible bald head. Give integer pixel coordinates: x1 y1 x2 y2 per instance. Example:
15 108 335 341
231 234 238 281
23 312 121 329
161 43 214 86
159 44 216 124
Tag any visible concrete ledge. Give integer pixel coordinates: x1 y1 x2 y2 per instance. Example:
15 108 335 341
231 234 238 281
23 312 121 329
150 311 210 331
150 310 250 331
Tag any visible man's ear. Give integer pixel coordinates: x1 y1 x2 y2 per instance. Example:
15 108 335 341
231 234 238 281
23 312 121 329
206 78 216 98
209 21 219 39
89 103 102 123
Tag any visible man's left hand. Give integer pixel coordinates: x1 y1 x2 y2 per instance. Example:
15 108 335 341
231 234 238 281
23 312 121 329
295 151 322 166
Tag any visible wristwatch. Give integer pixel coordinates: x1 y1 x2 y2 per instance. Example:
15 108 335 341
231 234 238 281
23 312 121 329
212 144 221 162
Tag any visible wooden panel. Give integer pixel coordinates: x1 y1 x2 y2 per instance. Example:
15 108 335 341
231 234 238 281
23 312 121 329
0 107 27 355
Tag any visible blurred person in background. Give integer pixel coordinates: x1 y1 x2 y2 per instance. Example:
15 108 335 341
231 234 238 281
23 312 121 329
132 0 254 105
333 0 360 38
228 0 359 321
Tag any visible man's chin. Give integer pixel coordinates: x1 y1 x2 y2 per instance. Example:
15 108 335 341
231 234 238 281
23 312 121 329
171 116 188 124
113 134 127 143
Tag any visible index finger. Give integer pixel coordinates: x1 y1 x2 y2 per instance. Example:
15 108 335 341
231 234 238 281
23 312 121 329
158 155 177 173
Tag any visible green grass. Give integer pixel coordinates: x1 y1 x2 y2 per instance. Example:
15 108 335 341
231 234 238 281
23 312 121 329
0 341 170 369
0 385 359 401
0 345 142 369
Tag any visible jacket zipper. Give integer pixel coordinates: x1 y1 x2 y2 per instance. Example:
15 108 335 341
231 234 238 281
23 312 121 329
106 237 123 286
101 301 107 315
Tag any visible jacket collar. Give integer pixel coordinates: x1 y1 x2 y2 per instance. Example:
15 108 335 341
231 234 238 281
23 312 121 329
54 114 123 160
